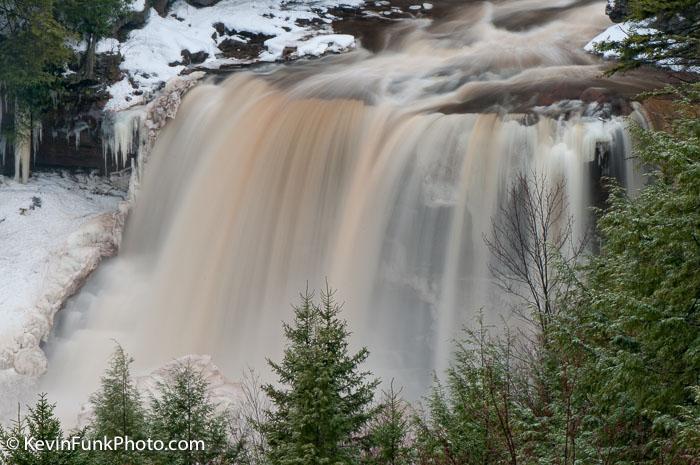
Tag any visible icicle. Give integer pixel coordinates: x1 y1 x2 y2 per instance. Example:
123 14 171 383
67 121 90 150
14 102 31 183
14 127 31 184
32 121 43 163
0 136 6 166
102 107 146 171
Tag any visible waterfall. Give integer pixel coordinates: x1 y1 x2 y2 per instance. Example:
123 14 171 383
39 0 650 417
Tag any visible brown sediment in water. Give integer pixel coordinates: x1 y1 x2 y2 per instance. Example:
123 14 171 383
38 0 671 418
438 66 684 115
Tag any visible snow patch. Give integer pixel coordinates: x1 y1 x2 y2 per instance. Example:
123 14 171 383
103 0 362 111
130 0 145 12
585 21 699 73
584 22 648 58
0 173 124 376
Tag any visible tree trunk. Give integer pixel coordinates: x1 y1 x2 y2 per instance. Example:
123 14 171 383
83 34 97 80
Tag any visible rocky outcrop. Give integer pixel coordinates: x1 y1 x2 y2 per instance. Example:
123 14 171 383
606 0 628 23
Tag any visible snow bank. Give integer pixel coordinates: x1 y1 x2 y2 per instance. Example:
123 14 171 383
105 0 363 111
585 21 699 73
0 173 124 376
584 22 655 58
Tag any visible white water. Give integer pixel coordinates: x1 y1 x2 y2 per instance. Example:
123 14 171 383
33 0 651 418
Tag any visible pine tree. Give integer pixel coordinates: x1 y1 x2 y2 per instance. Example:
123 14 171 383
89 343 146 465
413 319 519 465
55 0 129 79
148 359 232 465
0 394 82 465
571 84 700 463
261 286 379 465
363 381 412 465
0 0 70 182
595 0 699 72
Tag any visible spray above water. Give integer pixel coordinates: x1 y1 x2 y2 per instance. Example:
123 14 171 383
37 0 651 419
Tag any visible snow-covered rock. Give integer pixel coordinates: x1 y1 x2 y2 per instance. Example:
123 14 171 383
103 0 364 111
0 173 124 376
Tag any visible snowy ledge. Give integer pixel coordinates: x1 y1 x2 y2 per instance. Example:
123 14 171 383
100 0 365 111
0 72 204 382
0 173 125 376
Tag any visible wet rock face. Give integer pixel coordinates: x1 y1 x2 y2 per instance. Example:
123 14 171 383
606 0 629 23
37 121 105 171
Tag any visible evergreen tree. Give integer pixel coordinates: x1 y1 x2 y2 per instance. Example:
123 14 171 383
571 84 700 463
363 381 412 465
0 0 69 181
414 320 520 465
261 286 379 465
89 344 147 465
596 0 699 72
55 0 129 79
148 359 232 465
0 394 82 465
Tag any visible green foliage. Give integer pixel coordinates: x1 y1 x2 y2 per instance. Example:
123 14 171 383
89 344 147 465
570 83 700 463
0 394 83 465
0 0 70 122
55 0 128 38
55 0 128 79
414 85 700 464
362 381 413 465
261 287 379 465
596 0 699 73
414 319 521 465
148 359 234 465
627 0 699 19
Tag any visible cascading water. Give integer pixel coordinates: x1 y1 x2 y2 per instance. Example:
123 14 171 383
36 0 652 418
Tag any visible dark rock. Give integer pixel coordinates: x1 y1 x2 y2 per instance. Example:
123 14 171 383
218 38 264 60
35 118 106 171
175 49 209 66
218 32 274 60
150 0 176 16
95 53 123 83
189 50 208 64
185 0 222 7
295 17 325 28
282 46 297 60
606 0 628 23
213 22 226 36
